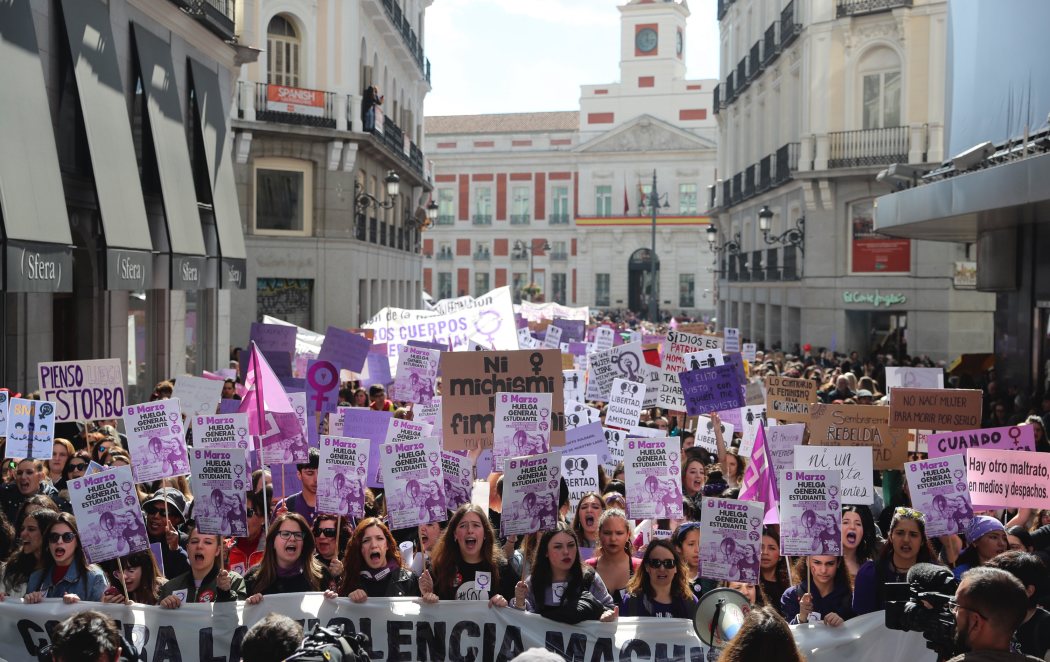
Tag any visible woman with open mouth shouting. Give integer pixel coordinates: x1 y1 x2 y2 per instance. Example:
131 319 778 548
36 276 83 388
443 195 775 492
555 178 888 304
245 512 323 604
853 506 941 615
158 524 246 607
840 505 879 581
24 512 108 604
570 492 606 558
330 518 420 602
0 508 59 601
619 538 698 620
585 508 639 605
409 520 446 576
418 503 519 607
101 550 166 605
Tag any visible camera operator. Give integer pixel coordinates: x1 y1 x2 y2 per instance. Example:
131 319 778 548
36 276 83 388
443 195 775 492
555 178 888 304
240 613 303 662
47 610 123 662
948 567 1043 662
984 552 1050 660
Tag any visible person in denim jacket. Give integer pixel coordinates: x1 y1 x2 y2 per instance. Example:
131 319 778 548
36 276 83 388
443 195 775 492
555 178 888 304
24 512 108 604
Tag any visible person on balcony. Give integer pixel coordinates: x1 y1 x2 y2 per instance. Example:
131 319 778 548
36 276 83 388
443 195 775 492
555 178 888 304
362 84 383 132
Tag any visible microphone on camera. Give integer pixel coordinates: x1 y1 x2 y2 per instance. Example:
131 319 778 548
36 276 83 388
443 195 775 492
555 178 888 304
907 563 958 594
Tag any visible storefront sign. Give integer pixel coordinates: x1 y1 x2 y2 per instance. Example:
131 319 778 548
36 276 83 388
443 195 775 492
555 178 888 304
5 242 73 293
105 248 152 291
841 290 907 307
221 258 246 289
171 254 204 290
265 84 325 117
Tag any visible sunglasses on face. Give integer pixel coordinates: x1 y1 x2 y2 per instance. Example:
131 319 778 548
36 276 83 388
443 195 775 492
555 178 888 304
314 527 337 538
70 462 88 471
48 532 76 544
145 508 170 517
647 558 676 570
277 530 304 541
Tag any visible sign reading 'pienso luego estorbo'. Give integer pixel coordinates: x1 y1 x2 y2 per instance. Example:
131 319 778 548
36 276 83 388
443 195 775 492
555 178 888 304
38 358 125 421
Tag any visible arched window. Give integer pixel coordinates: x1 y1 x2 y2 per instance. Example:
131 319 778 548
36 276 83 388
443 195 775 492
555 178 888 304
267 15 300 87
858 46 901 129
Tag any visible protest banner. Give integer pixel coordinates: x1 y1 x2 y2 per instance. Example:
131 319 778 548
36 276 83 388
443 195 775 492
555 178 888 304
807 403 910 469
695 415 735 454
565 400 600 429
698 497 763 583
318 435 369 518
68 464 149 563
318 325 371 373
586 341 646 402
889 388 983 430
493 392 552 471
926 424 1035 459
562 369 584 404
659 330 722 410
624 437 683 520
389 345 440 405
172 375 223 422
795 446 874 505
779 470 842 556
606 378 646 430
441 349 564 451
517 300 590 323
0 390 7 436
124 399 190 483
884 366 944 391
342 409 393 489
38 358 125 422
502 451 562 536
441 450 474 512
5 398 55 460
380 435 445 530
738 405 768 456
966 448 1050 510
767 423 806 476
764 376 818 423
905 455 973 537
679 364 745 417
249 321 297 355
189 449 248 536
724 327 741 353
562 453 600 512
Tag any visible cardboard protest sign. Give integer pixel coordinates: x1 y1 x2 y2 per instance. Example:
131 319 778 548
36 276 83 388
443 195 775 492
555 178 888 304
926 424 1035 459
744 381 765 407
723 328 741 354
764 376 817 423
172 376 223 422
5 398 55 460
0 391 7 436
124 399 189 483
884 367 944 391
318 326 371 373
624 437 683 520
695 415 734 454
586 342 646 402
389 345 440 405
905 455 973 536
441 451 474 513
659 330 723 410
966 449 1050 510
562 370 584 404
493 392 553 471
679 365 745 417
889 388 982 431
807 403 910 469
602 428 626 476
68 465 149 564
342 409 393 489
380 436 445 530
766 423 805 476
318 436 369 518
564 400 600 429
194 413 250 449
249 322 297 355
698 497 763 583
189 449 248 536
441 350 563 451
38 358 125 422
502 451 562 536
562 454 600 512
794 446 874 505
605 378 646 430
779 470 842 556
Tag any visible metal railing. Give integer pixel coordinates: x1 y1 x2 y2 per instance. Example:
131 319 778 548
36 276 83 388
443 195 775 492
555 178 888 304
713 84 721 114
774 142 800 184
731 172 743 204
758 155 772 191
434 215 455 226
725 71 735 103
763 24 778 66
169 0 235 40
837 0 913 17
472 214 492 226
765 248 780 281
380 0 431 81
736 57 749 93
750 42 762 79
435 250 454 260
827 126 910 168
781 0 801 48
744 165 756 199
751 250 765 282
550 252 569 261
548 213 571 225
722 180 732 208
254 83 337 129
509 214 530 225
473 250 491 261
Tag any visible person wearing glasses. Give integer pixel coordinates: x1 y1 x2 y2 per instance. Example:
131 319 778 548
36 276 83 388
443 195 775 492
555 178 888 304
946 567 1042 662
853 506 941 615
619 539 698 619
24 512 108 603
244 512 322 604
332 518 419 602
0 508 59 601
100 550 165 605
158 524 246 607
312 514 349 591
141 488 191 579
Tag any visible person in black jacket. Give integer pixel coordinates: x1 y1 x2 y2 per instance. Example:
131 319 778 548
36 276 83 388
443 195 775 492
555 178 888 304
331 517 420 602
244 512 323 604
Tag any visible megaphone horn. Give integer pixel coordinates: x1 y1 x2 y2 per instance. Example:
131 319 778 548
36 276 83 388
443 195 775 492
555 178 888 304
693 588 751 648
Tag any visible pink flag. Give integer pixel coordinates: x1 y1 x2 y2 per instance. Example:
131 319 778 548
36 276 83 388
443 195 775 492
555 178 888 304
239 342 309 465
739 424 779 524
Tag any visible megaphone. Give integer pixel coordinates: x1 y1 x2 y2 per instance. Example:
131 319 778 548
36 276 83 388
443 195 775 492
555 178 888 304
693 588 751 648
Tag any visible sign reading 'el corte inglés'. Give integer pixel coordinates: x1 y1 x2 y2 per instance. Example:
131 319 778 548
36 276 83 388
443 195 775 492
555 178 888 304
842 290 907 307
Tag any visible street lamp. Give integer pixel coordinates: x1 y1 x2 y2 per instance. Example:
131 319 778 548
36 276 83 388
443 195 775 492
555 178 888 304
638 170 670 323
513 239 551 302
354 170 401 214
757 205 806 254
706 226 741 255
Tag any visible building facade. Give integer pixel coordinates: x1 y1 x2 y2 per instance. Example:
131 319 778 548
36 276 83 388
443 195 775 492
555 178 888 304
228 0 433 342
709 0 994 360
424 0 718 320
0 0 245 401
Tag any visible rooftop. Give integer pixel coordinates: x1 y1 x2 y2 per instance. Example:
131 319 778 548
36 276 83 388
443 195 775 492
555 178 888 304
425 111 579 135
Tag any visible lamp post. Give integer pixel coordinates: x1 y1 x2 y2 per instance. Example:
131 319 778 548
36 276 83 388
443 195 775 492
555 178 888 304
639 170 671 322
513 239 551 302
757 205 805 254
354 170 400 214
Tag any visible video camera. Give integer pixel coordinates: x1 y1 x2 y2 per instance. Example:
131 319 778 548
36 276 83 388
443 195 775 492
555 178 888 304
285 623 371 662
885 562 958 659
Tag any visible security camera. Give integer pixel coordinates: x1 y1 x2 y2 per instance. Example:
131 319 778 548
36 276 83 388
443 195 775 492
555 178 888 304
876 163 928 186
951 141 995 172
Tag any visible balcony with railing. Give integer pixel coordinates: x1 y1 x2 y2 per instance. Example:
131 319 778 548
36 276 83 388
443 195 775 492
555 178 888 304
749 42 762 79
837 0 913 17
435 248 454 261
168 0 235 40
548 213 571 225
725 71 735 103
774 142 800 184
827 126 910 168
750 250 765 282
714 143 799 211
763 24 778 66
731 172 743 204
510 214 531 225
550 251 569 261
713 84 721 114
781 0 801 48
435 214 455 226
253 82 338 129
758 155 772 192
378 0 432 83
722 180 732 208
473 249 491 261
736 57 749 94
472 214 492 226
744 165 756 199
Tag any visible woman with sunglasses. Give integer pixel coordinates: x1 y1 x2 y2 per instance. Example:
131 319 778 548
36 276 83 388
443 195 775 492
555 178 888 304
511 522 617 623
585 508 639 605
672 521 717 600
333 518 419 601
24 513 108 604
64 451 91 485
853 506 940 615
620 539 698 619
570 493 606 557
159 524 246 607
244 512 323 604
100 550 166 605
0 508 59 601
312 514 349 591
780 555 854 626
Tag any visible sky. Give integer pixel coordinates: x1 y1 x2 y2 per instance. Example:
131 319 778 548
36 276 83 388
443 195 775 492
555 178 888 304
423 0 721 117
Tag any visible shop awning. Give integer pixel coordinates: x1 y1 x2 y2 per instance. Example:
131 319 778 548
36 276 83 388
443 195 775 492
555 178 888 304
0 0 73 292
59 0 154 291
132 22 207 290
188 58 247 290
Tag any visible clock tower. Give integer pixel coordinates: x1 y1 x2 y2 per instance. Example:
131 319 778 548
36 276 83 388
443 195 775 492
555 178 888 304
619 0 689 88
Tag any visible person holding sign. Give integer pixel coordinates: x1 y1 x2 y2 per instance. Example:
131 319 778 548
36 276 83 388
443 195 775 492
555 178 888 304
780 556 854 627
100 551 165 605
620 539 698 619
511 522 617 623
332 518 420 601
585 508 640 605
312 515 349 591
853 507 941 615
24 513 108 604
158 525 246 606
244 513 324 603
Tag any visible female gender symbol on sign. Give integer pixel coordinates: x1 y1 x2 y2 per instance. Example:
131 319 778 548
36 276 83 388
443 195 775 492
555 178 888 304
307 360 339 411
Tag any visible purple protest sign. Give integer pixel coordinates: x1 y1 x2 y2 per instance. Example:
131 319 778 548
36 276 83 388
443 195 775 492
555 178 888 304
195 413 251 449
249 322 297 355
926 424 1036 458
678 364 746 416
389 346 440 405
552 319 585 343
905 455 973 537
189 448 248 536
6 398 55 460
501 452 562 537
699 497 763 583
779 470 842 556
493 392 553 471
624 438 683 520
442 450 474 513
318 326 370 373
124 399 190 483
68 465 149 564
342 409 393 488
318 436 369 518
380 436 446 530
361 351 393 388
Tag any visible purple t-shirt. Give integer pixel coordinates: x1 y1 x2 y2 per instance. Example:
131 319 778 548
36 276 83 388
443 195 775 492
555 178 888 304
276 491 315 524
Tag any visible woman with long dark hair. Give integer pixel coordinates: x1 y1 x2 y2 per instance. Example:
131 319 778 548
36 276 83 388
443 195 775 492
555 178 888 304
853 507 940 615
841 505 879 580
715 606 805 662
334 518 419 601
780 556 854 626
570 492 605 555
101 550 166 605
244 512 323 603
419 503 517 606
585 508 639 605
159 524 246 606
620 539 698 619
673 521 716 599
511 522 616 623
24 512 108 603
0 509 59 601
312 514 350 591
759 527 790 613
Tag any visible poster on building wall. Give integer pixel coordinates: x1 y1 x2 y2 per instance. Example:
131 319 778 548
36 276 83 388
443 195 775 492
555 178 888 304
850 199 911 273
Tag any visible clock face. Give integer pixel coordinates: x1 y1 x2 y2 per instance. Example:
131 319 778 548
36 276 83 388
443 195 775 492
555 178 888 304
676 31 683 55
636 28 658 53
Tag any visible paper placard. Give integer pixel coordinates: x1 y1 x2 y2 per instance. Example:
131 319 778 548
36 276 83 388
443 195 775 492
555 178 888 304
605 378 646 430
779 470 842 556
723 328 740 354
68 465 149 564
966 449 1050 510
38 358 125 422
807 403 910 469
564 400 600 429
794 446 874 505
501 452 562 536
884 367 944 392
562 370 585 405
624 437 683 520
124 399 189 483
678 364 745 417
764 376 817 423
766 423 805 476
905 455 973 537
889 388 983 431
602 428 626 476
380 436 445 530
390 345 440 405
698 497 762 583
659 331 723 410
586 342 646 402
189 449 248 536
441 451 474 513
926 424 1035 458
194 413 251 449
493 392 553 471
695 415 734 454
317 435 369 518
562 454 600 512
5 398 55 460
